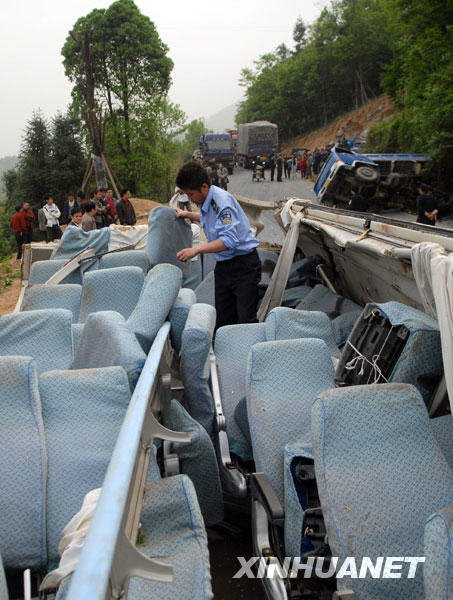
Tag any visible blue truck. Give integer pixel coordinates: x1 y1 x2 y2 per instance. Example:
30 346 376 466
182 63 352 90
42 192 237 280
314 147 434 211
199 133 235 173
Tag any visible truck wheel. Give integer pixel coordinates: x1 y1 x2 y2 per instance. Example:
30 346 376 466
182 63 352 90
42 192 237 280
354 165 379 183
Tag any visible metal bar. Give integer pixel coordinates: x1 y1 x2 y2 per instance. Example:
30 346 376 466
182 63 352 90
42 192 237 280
67 322 186 600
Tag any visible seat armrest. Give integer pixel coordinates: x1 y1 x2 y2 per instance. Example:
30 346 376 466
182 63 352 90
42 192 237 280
251 472 284 527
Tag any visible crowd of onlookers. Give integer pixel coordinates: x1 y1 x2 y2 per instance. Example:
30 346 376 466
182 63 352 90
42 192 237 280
10 187 137 260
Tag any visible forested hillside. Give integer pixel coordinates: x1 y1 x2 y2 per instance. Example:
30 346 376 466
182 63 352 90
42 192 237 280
237 0 453 187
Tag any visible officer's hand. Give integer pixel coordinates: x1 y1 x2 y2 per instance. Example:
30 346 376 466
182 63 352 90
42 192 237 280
175 209 188 219
177 247 198 262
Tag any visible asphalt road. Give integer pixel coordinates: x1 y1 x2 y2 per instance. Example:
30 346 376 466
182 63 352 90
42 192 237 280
227 166 317 245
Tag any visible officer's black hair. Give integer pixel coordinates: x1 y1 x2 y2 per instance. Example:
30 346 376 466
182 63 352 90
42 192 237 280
176 161 210 190
121 189 130 198
71 206 82 216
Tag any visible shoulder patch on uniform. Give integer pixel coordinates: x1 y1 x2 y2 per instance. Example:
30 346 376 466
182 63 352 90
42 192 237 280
218 208 232 226
210 199 219 213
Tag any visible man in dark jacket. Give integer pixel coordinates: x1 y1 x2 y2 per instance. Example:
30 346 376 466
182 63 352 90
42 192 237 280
62 193 80 224
117 189 137 226
268 155 275 181
416 184 438 225
276 155 283 182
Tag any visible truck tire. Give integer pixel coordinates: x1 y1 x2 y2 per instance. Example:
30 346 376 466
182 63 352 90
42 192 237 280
354 165 379 183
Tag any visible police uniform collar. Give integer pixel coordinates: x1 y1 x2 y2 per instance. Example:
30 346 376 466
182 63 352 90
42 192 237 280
201 186 215 214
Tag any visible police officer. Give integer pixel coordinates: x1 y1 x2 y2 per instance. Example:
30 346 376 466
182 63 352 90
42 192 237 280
175 161 261 330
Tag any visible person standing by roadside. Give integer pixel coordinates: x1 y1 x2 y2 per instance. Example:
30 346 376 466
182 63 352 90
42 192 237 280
22 202 35 244
306 152 313 179
42 194 62 242
276 155 283 182
299 154 307 179
283 155 289 179
68 207 83 228
268 154 275 181
10 205 27 259
217 163 229 190
105 188 118 223
62 192 79 224
93 189 107 229
416 184 438 225
175 161 261 330
287 156 293 180
291 154 298 180
81 201 97 232
116 189 137 226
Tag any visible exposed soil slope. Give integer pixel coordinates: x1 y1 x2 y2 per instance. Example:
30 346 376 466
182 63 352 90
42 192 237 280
281 95 394 153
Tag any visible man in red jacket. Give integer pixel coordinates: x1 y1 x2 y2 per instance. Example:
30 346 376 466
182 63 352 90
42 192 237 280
10 206 27 259
22 202 35 243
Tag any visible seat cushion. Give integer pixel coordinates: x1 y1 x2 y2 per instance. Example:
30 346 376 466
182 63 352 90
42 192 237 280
128 264 182 353
0 309 73 375
180 303 216 436
0 356 47 570
265 306 339 357
80 266 144 323
215 322 267 460
146 205 193 282
247 338 335 504
21 284 82 322
40 366 131 566
312 384 453 599
424 506 453 600
430 414 453 470
72 311 146 390
28 259 81 285
164 400 223 526
169 288 197 354
98 250 150 274
56 475 213 600
194 271 215 307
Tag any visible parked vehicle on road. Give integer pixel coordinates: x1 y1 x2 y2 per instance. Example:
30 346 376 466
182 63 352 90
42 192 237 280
199 133 235 173
237 121 278 168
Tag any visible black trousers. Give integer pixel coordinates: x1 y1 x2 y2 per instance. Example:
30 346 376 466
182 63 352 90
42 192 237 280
14 232 23 259
270 167 275 181
214 249 261 330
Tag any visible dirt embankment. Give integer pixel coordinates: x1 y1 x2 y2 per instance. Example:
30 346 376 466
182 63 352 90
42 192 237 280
281 95 394 153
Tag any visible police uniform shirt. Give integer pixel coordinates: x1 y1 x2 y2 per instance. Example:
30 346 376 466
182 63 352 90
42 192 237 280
200 185 258 262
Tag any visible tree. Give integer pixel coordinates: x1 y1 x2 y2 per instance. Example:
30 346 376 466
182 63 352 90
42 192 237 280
293 17 306 53
62 0 173 190
50 113 86 200
181 119 207 161
16 111 52 210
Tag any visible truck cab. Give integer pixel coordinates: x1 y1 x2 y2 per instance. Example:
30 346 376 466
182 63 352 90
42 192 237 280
199 133 235 173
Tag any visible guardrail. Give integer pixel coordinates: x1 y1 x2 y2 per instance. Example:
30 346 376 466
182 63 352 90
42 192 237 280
67 322 191 599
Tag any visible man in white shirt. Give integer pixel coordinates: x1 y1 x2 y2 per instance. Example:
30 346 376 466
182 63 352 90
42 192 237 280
42 194 62 242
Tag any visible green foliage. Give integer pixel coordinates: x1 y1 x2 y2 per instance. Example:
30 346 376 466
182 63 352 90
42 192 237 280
62 0 174 190
50 113 87 197
180 119 207 161
369 0 453 188
237 0 395 138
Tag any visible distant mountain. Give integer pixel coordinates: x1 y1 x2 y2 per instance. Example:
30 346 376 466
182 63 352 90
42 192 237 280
0 156 18 203
205 102 240 132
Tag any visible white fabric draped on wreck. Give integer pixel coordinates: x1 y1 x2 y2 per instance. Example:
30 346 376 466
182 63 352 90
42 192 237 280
412 241 453 413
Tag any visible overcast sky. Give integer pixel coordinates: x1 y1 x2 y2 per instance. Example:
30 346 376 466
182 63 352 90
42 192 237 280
0 0 326 157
